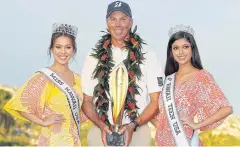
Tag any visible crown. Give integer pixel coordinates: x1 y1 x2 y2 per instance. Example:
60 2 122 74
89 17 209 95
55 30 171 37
168 25 194 37
52 23 78 38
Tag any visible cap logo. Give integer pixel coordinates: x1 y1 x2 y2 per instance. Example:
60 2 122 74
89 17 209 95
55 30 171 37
114 2 122 7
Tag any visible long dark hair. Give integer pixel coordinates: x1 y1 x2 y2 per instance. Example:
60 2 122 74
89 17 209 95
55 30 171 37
48 33 77 58
165 31 203 76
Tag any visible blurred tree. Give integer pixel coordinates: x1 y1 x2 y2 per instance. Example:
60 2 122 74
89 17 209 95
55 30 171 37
0 90 15 134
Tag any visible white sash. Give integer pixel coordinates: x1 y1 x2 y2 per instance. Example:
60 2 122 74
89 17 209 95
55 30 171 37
162 73 199 146
39 68 81 137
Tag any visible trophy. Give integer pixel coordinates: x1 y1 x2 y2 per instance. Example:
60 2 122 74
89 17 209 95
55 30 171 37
107 62 129 146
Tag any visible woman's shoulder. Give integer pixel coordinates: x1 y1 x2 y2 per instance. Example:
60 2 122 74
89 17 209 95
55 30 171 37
195 69 215 84
27 72 49 83
16 72 51 96
73 72 82 87
74 72 81 80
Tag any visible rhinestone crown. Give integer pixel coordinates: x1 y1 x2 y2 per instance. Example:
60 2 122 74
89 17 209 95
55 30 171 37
168 24 194 37
52 23 78 38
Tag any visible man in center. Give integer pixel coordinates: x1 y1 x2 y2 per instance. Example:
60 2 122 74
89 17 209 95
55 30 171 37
82 1 164 146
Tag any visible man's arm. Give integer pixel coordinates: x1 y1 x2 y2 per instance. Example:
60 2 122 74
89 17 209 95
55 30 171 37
134 51 163 127
82 94 111 146
135 91 160 126
82 94 106 129
119 91 160 146
81 52 112 145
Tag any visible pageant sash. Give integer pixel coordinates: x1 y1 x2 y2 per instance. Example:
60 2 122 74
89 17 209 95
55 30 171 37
162 73 190 146
39 68 81 137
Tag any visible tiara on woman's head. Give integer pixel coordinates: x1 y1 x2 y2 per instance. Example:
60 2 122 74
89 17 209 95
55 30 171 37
52 23 78 38
168 24 194 37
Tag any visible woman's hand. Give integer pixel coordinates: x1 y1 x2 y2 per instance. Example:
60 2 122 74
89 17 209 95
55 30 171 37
42 113 65 127
181 116 199 130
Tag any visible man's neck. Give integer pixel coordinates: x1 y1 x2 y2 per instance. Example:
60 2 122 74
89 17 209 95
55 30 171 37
112 39 125 50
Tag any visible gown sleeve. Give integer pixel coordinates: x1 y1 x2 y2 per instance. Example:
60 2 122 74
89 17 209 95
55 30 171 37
4 72 50 121
195 70 232 131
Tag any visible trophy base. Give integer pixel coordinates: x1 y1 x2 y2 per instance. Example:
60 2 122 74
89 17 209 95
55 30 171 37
107 131 125 146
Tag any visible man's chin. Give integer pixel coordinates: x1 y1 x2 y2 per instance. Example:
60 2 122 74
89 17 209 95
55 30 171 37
112 36 127 41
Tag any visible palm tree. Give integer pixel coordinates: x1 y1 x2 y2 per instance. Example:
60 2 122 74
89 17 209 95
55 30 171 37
0 89 16 134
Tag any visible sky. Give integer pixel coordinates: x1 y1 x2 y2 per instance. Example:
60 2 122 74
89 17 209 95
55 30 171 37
0 0 239 114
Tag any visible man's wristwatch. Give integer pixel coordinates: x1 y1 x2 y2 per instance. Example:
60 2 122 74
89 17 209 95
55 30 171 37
131 120 139 132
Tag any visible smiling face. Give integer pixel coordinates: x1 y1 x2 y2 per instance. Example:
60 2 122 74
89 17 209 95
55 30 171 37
51 36 75 65
171 38 192 66
106 11 133 42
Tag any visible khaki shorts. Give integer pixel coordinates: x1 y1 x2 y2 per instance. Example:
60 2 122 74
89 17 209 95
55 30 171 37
87 124 152 146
